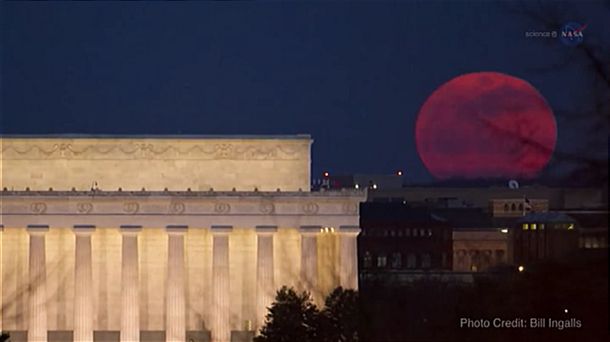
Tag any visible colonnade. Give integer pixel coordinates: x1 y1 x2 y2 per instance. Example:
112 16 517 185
6 225 359 342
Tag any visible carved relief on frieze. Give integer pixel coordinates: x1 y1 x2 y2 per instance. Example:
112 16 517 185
169 201 186 214
77 202 93 214
259 201 275 214
30 202 47 214
214 202 231 214
1 140 309 161
302 202 319 215
123 202 140 214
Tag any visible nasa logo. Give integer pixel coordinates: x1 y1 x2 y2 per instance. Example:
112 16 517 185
560 22 586 47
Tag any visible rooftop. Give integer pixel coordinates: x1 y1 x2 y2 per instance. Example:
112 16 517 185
0 134 312 140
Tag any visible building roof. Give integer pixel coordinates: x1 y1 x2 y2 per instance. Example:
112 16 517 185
0 134 312 140
360 203 448 224
516 212 576 223
432 208 516 230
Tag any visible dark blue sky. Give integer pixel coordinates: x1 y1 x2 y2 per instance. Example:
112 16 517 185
2 1 608 182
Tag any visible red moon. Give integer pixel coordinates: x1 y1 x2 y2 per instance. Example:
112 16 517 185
415 72 557 180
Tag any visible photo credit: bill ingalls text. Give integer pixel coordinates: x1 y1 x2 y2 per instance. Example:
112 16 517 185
459 317 582 330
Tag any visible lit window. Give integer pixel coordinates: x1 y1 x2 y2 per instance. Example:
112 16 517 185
567 223 574 230
427 229 433 237
377 255 387 268
531 223 537 230
522 223 529 230
540 223 545 230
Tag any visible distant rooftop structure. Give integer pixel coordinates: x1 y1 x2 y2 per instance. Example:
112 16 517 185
312 173 403 191
516 212 577 223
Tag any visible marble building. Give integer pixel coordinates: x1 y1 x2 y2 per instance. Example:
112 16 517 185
0 135 365 342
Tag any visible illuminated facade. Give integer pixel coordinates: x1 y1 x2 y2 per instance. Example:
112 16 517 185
0 136 365 342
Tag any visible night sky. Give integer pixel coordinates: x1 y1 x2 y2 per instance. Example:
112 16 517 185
2 1 608 183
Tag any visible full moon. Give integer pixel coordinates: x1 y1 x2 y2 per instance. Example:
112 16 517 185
415 72 557 180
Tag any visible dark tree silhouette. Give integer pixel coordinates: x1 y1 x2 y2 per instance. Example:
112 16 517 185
254 286 321 342
504 0 610 186
256 286 361 342
320 287 360 342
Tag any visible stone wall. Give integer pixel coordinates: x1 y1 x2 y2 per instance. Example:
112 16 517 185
0 136 312 192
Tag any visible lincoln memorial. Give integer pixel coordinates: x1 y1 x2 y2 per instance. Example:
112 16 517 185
0 135 365 342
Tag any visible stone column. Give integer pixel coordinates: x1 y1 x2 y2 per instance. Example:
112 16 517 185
211 225 232 342
166 225 187 342
27 225 49 342
255 226 276 330
121 225 141 342
299 226 319 295
0 224 3 333
73 225 95 342
338 226 360 290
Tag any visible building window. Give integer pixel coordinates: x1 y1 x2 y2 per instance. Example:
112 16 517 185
503 203 509 212
522 223 529 230
363 251 372 268
495 249 505 263
391 252 402 268
540 223 545 230
531 223 537 230
567 223 574 230
511 203 516 211
419 228 425 237
427 229 432 237
407 253 417 268
412 229 418 237
518 203 523 211
421 253 431 269
377 255 387 268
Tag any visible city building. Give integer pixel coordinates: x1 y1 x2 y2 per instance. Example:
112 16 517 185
439 208 512 272
358 203 454 285
367 185 606 210
513 212 579 265
0 135 365 342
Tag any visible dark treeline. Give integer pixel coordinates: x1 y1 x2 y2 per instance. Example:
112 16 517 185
359 249 608 341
